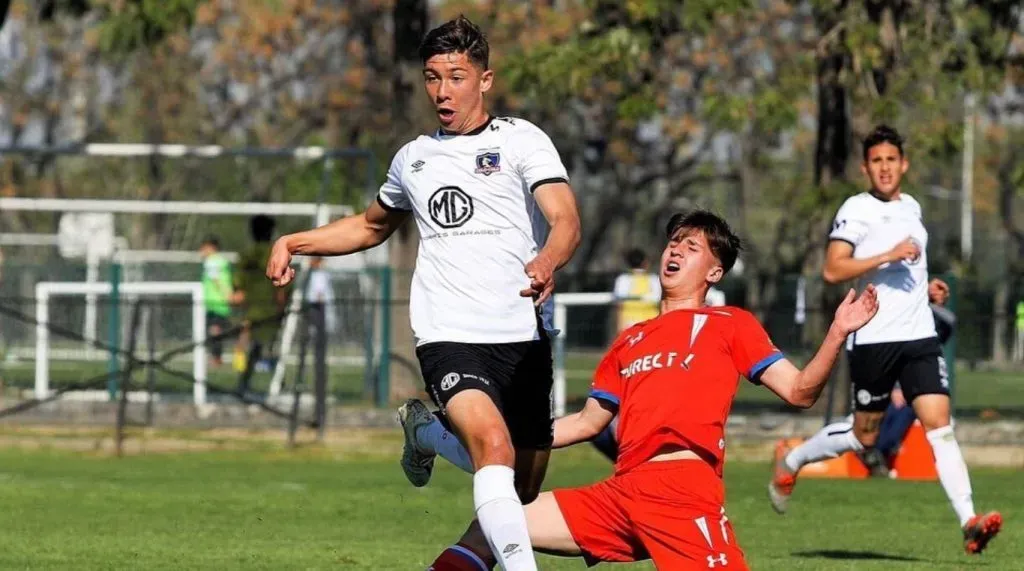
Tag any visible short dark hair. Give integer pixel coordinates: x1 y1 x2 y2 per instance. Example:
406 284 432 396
624 248 646 269
862 124 904 160
664 210 742 274
250 214 275 242
419 15 489 70
201 235 220 249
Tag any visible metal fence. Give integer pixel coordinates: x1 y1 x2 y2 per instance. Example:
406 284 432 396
1 260 1022 426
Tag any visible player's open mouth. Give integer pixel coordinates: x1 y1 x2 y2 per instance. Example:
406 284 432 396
665 261 680 274
438 108 455 121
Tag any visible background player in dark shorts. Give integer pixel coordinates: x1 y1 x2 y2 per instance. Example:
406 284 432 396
769 125 1002 555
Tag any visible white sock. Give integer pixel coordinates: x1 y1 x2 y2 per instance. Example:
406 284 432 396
474 465 537 571
416 419 474 474
926 425 975 527
785 421 864 472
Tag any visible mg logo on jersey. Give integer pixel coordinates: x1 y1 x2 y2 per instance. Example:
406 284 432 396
429 186 474 228
475 152 501 175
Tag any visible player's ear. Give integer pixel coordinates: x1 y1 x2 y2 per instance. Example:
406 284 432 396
706 264 724 285
480 68 494 93
900 155 909 174
860 160 869 177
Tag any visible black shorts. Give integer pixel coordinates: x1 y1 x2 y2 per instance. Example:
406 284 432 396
416 338 554 450
205 312 231 331
848 337 950 412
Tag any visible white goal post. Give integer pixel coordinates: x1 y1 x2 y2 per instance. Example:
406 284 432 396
552 292 615 417
35 281 207 405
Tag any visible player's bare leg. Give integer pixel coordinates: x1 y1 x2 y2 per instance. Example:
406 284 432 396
912 393 1002 553
524 492 584 556
513 448 550 504
769 412 872 514
428 389 538 571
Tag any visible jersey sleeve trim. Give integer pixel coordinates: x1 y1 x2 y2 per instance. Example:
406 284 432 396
748 352 784 384
588 389 620 406
376 195 411 213
828 237 857 249
529 177 569 194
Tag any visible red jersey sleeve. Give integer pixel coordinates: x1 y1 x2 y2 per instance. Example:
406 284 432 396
588 329 631 407
730 310 784 385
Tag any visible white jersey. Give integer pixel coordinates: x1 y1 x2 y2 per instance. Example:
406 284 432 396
377 116 569 346
829 191 936 345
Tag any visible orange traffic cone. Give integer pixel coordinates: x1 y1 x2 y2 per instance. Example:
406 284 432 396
890 421 938 481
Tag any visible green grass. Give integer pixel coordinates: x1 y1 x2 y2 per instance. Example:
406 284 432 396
0 436 1018 570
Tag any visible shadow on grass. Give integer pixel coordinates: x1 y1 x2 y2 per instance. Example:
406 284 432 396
791 550 922 562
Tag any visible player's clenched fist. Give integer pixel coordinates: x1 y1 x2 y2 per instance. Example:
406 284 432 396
266 237 296 287
886 237 920 264
833 284 879 334
928 278 950 306
520 253 556 306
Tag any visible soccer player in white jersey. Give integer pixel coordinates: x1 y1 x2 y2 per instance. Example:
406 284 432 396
265 16 580 571
768 125 1002 554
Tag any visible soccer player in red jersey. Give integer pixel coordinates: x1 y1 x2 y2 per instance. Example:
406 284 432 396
406 210 879 570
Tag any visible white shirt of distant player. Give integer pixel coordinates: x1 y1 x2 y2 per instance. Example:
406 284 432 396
377 116 569 346
307 268 338 334
829 191 936 345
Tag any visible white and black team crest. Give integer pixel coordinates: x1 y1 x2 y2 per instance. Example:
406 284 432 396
475 152 501 176
440 372 461 391
428 186 474 228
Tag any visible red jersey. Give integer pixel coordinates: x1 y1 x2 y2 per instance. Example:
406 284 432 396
590 307 781 477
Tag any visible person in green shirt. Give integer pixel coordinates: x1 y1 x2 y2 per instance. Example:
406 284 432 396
1015 301 1024 362
199 236 233 367
232 215 288 388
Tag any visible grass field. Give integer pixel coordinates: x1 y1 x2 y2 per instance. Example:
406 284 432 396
0 429 1018 570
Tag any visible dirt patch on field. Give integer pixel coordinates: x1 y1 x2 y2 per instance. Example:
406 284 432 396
0 425 403 456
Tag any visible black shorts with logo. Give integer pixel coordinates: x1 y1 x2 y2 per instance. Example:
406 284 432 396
848 336 950 412
415 338 554 450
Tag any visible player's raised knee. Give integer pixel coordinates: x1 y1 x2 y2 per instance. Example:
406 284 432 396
467 427 514 468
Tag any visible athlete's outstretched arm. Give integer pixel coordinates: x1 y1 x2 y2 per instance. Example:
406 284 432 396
266 201 409 287
553 397 616 449
521 182 581 305
760 286 879 408
823 239 918 284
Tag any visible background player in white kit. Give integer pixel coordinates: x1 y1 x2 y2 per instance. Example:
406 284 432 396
768 125 1002 554
265 16 580 571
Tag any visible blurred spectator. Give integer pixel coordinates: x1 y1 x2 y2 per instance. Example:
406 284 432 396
612 248 660 332
1015 299 1024 362
233 215 289 386
306 257 337 335
199 236 233 367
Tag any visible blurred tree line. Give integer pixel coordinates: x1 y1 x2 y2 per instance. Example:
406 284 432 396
0 0 1022 365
